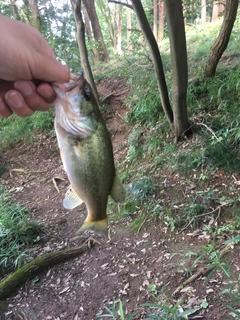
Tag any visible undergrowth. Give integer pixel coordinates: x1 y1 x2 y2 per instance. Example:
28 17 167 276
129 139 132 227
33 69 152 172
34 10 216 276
0 185 41 273
0 109 54 151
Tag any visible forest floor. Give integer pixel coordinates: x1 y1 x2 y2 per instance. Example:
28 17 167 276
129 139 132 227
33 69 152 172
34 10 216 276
0 77 240 320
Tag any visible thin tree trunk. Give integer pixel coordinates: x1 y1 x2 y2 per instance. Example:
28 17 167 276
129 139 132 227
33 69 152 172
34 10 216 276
165 0 190 140
131 0 174 128
10 0 20 20
29 0 41 29
205 0 238 78
201 0 207 25
82 0 109 62
157 1 164 42
153 0 158 40
117 4 122 54
70 0 99 103
212 0 225 22
127 6 132 50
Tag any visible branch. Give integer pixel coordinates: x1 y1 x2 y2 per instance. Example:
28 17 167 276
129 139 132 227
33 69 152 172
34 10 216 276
108 0 133 9
0 241 96 300
173 243 234 296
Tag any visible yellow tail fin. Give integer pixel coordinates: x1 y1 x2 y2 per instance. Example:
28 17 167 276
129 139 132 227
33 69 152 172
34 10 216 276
77 219 108 235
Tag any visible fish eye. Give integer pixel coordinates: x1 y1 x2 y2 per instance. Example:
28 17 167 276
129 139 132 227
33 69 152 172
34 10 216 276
84 86 91 101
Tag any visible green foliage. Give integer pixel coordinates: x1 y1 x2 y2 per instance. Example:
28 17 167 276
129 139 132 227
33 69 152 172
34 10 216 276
0 185 41 272
142 303 200 320
0 109 54 151
96 299 136 320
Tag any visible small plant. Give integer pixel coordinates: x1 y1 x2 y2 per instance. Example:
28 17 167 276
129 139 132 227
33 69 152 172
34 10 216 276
142 302 200 320
96 299 136 320
0 185 41 272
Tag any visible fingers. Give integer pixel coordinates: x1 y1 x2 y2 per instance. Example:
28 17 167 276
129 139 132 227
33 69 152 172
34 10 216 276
0 96 12 117
5 90 35 117
0 81 56 117
14 81 54 112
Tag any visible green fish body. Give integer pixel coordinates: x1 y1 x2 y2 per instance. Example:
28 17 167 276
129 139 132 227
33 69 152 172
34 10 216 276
53 72 125 234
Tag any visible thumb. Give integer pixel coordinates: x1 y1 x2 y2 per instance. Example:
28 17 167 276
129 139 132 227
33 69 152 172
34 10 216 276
32 53 70 83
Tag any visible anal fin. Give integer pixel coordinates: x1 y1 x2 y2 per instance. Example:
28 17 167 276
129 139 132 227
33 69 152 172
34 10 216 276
110 174 126 203
63 186 83 210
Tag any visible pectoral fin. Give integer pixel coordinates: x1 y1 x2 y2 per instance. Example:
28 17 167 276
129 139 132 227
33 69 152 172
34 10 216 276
110 174 126 202
63 186 83 210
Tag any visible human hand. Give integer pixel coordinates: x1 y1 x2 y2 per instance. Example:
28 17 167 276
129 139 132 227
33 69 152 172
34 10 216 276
0 15 70 117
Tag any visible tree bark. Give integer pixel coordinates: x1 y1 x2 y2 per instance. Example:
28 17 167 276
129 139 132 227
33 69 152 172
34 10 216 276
0 244 91 300
165 0 190 141
70 0 99 103
204 0 239 78
82 0 109 62
127 6 132 50
212 0 225 22
201 0 207 25
153 0 158 40
117 4 122 54
29 0 41 29
157 1 164 43
131 0 174 128
10 0 20 20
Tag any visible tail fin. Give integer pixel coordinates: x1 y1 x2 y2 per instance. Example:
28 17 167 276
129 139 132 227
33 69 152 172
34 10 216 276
76 218 108 236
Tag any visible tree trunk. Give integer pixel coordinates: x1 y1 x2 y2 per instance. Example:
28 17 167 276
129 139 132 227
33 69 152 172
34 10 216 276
98 0 116 53
212 0 225 22
131 0 174 128
204 0 238 78
117 4 122 54
127 6 132 50
157 1 164 43
70 0 99 103
201 0 207 25
29 0 41 29
153 0 158 40
165 0 190 140
82 0 109 62
10 0 20 20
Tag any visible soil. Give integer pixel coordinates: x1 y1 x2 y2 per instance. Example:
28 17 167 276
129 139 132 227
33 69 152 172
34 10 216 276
0 77 239 320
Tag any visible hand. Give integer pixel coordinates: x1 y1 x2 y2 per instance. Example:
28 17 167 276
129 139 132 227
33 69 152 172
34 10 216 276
0 15 70 117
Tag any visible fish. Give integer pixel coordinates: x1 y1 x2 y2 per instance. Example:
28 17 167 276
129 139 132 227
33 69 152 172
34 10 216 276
52 72 125 235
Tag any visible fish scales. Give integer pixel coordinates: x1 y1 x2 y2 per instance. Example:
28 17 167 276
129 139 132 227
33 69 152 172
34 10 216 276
53 72 125 234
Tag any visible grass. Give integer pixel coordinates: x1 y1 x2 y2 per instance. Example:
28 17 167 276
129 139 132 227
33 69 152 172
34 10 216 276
0 185 41 273
0 108 54 151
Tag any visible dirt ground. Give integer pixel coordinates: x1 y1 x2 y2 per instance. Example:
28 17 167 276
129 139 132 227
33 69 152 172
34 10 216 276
0 78 239 320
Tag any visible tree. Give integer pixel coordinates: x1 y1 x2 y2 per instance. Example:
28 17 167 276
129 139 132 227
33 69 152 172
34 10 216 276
82 0 109 62
157 1 164 42
164 0 190 139
112 0 190 141
117 3 123 54
204 0 239 78
212 0 224 22
70 0 99 103
201 0 207 25
29 0 41 29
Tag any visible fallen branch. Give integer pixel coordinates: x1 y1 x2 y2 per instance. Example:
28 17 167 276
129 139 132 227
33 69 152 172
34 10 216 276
173 243 234 296
0 241 95 300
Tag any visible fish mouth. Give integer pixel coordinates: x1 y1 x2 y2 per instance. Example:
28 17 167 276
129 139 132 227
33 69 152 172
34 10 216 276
53 72 91 100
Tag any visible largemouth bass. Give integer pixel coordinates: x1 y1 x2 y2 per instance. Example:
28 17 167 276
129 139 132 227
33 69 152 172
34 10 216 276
53 72 125 235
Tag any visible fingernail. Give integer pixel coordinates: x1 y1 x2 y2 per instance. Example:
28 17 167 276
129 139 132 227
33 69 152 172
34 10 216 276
15 81 33 96
6 92 23 108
